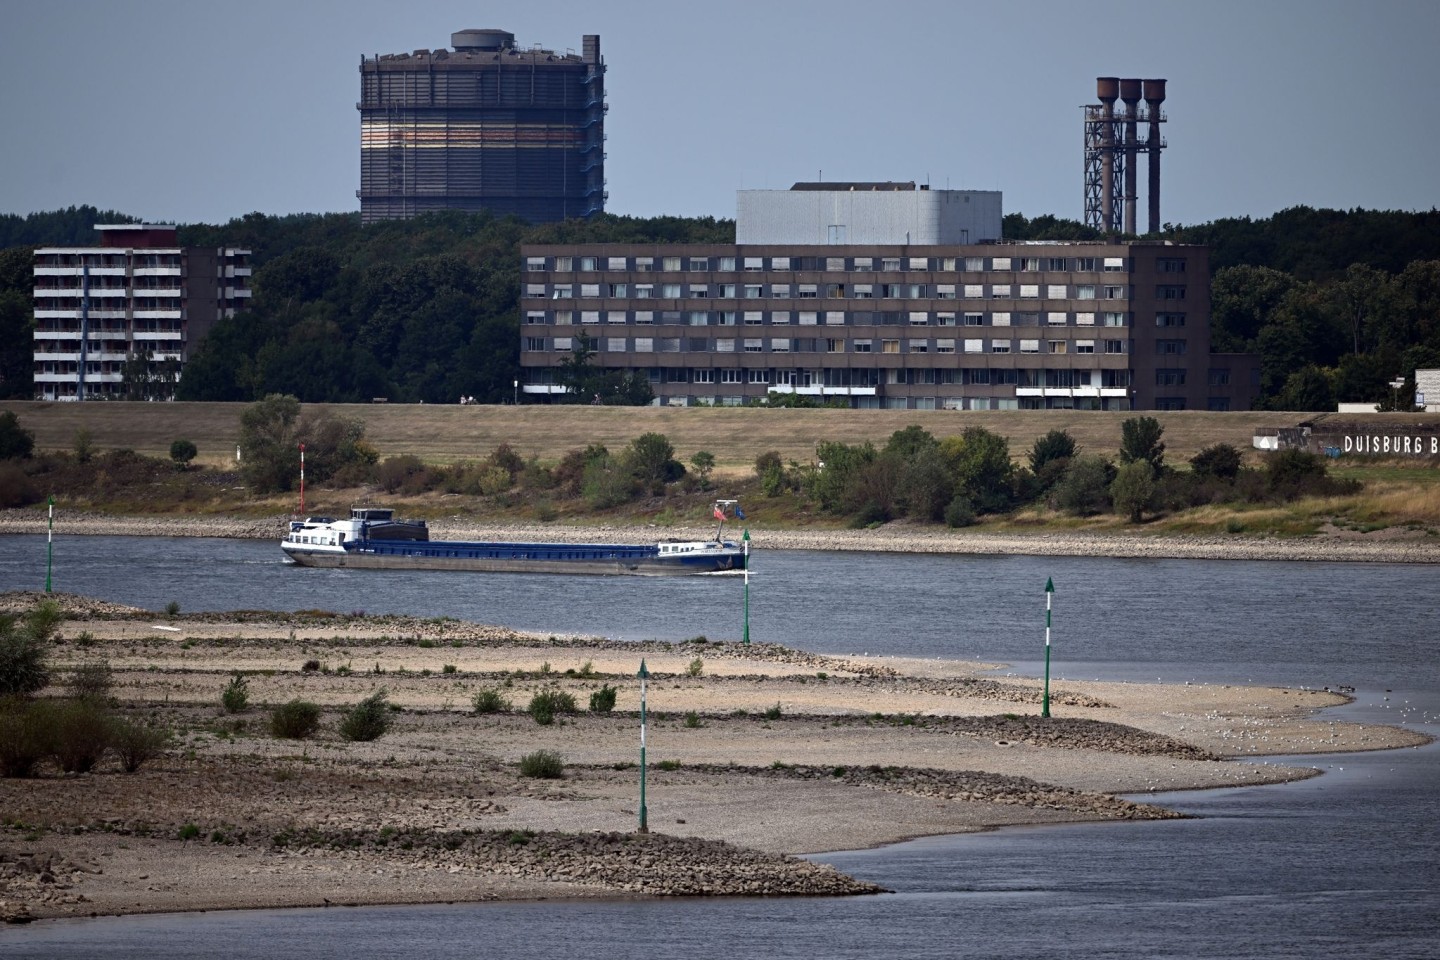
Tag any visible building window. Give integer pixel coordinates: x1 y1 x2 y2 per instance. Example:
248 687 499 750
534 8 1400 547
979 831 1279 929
771 257 791 271
525 257 546 271
1075 340 1095 354
936 339 955 354
661 283 681 298
909 339 928 353
748 369 770 384
744 285 762 299
607 311 626 324
1155 398 1187 410
579 257 597 272
1156 285 1187 301
853 284 873 299
1104 339 1127 354
634 257 654 272
1102 312 1127 327
1019 284 1040 299
689 258 709 272
553 337 573 351
606 337 626 352
853 257 873 270
1103 257 1126 272
744 338 763 353
910 312 929 325
772 338 791 352
1047 312 1068 325
991 284 1012 298
718 312 737 325
826 338 845 353
717 257 736 271
771 284 791 298
635 284 653 299
772 311 791 324
1046 284 1067 299
525 311 547 325
1103 285 1126 299
1208 369 1231 386
1075 312 1095 326
798 284 818 298
991 312 1011 326
881 258 901 272
1047 340 1067 354
553 257 573 272
524 337 546 351
690 285 709 298
634 311 654 325
1020 339 1040 353
798 312 818 326
694 369 715 384
1207 398 1230 411
552 285 573 299
853 339 873 353
990 340 1011 353
936 284 956 299
580 284 601 297
720 369 743 383
662 257 681 272
882 339 899 354
1157 258 1187 273
1077 285 1096 300
825 311 846 325
1157 339 1188 355
744 311 763 325
743 257 763 271
581 311 600 324
826 257 846 271
635 338 654 353
937 313 957 326
1157 312 1186 327
687 338 708 352
715 338 735 352
690 312 710 326
1156 369 1186 386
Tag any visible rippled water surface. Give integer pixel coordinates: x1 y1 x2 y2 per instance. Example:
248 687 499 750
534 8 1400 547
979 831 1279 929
1 534 1436 958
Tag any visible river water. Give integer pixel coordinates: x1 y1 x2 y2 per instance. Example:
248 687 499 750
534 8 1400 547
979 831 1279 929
2 534 1437 959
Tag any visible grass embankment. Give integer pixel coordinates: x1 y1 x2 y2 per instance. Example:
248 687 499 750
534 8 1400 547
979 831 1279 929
2 401 1438 538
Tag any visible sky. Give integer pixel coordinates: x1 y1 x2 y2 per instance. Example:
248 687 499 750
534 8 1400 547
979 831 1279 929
2 0 1437 228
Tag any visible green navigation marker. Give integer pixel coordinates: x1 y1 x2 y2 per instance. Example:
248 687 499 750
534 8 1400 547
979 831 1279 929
637 659 650 833
1042 577 1054 718
742 528 751 645
45 495 55 593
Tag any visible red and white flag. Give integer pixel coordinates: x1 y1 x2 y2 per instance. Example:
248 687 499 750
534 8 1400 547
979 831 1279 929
713 505 725 520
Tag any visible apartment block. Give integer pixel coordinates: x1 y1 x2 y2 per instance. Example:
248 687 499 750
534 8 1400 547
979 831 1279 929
518 241 1258 411
32 224 250 400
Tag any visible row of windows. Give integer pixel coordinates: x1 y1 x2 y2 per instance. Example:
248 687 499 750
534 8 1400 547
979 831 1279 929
527 366 1137 389
526 336 1131 355
527 255 1142 274
529 282 1138 301
526 309 1132 328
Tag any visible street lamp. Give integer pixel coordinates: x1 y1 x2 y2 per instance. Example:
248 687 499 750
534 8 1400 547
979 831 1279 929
513 379 519 406
1390 376 1405 411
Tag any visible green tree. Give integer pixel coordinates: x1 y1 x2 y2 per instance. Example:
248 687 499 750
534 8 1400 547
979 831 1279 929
689 451 716 490
1272 365 1336 412
0 601 61 697
1051 455 1115 516
1209 265 1298 353
0 247 35 400
1028 429 1077 491
1111 461 1156 522
0 410 35 460
625 432 682 491
1119 417 1166 476
941 427 1014 514
238 394 302 493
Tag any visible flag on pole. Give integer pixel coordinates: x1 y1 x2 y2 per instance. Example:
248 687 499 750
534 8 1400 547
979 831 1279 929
713 505 725 520
735 504 746 520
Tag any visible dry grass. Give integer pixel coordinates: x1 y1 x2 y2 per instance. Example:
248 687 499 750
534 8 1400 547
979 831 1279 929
6 400 1425 470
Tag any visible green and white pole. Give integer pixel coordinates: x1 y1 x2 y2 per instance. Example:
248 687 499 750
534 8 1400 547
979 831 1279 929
1042 577 1054 718
637 659 650 833
45 495 55 593
742 529 751 645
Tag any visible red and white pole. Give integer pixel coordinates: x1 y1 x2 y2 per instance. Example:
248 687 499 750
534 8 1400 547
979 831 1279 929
299 443 306 516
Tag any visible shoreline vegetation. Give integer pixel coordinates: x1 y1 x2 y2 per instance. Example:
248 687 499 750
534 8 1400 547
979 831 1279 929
0 592 1431 923
2 508 1439 564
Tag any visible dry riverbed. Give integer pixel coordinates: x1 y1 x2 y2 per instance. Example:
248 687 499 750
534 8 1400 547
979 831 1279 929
0 593 1428 922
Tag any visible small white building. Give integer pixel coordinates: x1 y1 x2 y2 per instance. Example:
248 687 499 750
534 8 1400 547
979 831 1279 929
1415 369 1440 413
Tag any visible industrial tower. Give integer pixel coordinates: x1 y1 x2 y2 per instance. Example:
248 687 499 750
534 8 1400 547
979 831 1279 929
358 29 606 224
1083 77 1166 235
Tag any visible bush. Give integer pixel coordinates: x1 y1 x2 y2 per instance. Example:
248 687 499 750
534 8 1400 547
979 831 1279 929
269 699 322 739
687 657 704 678
65 659 114 702
943 495 976 528
1191 443 1243 482
0 462 40 508
683 711 704 728
221 673 250 713
1051 455 1116 516
169 439 198 468
754 450 783 479
164 600 180 616
72 428 94 464
1111 460 1157 522
0 410 35 460
763 702 783 720
338 689 392 742
518 750 565 779
111 717 169 773
472 688 511 714
528 688 578 726
0 699 52 777
588 684 617 713
0 602 60 697
50 699 114 773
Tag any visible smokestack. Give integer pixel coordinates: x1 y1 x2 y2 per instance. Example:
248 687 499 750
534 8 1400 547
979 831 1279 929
1097 78 1119 234
1144 78 1167 234
1120 78 1142 236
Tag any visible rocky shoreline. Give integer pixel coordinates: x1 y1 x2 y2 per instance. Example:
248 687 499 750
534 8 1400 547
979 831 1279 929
2 508 1438 563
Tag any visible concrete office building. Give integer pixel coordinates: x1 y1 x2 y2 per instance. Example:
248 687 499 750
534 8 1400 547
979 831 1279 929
32 225 251 401
518 185 1258 411
358 29 605 224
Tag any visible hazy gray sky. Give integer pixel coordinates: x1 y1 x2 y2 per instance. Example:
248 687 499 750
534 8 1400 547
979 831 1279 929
3 0 1436 227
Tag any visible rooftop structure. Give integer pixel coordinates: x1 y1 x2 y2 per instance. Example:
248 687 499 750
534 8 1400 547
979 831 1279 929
737 182 1002 246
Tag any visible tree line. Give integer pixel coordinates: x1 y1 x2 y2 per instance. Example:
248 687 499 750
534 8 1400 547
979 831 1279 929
1 204 1438 408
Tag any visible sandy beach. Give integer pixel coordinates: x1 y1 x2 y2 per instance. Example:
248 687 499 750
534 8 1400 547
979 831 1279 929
0 592 1429 922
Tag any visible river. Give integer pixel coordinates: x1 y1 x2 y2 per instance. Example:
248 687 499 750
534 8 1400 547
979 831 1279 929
1 534 1437 959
